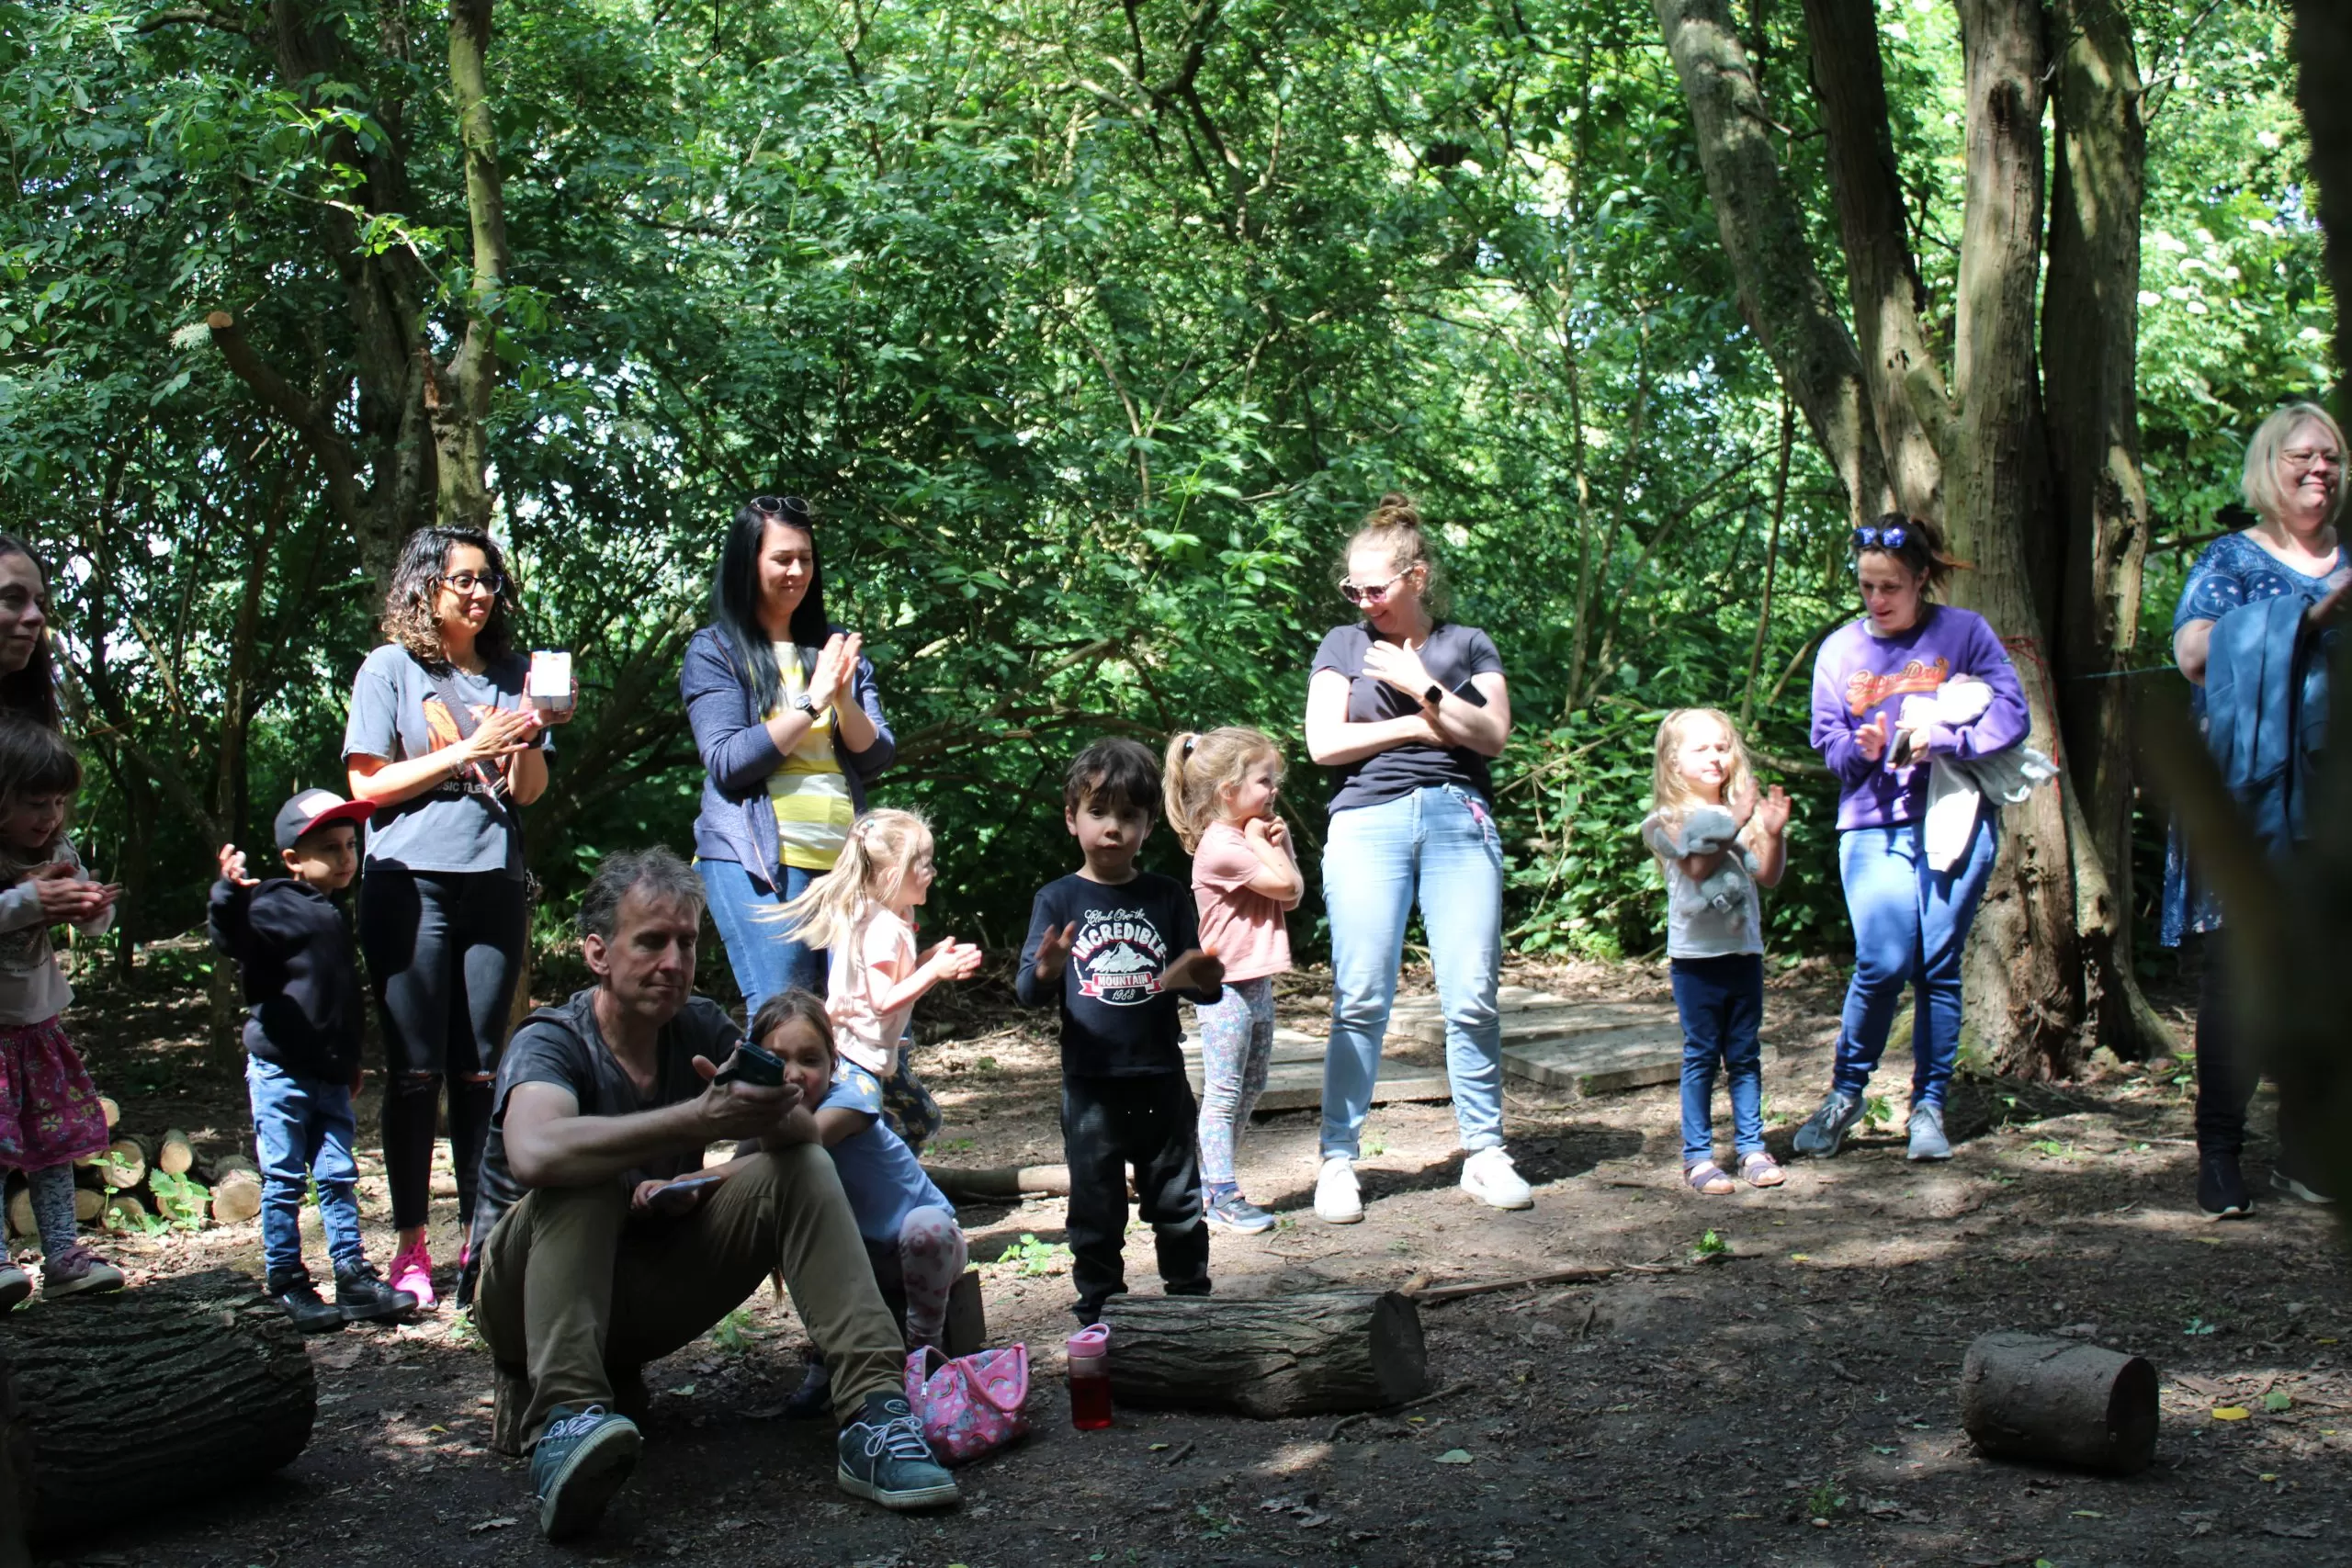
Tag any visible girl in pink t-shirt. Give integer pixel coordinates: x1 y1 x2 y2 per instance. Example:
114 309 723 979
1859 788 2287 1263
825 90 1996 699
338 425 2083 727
1164 728 1303 1233
778 808 981 1082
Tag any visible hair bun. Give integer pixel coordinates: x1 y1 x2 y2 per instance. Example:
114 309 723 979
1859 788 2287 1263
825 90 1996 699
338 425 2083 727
1369 492 1422 530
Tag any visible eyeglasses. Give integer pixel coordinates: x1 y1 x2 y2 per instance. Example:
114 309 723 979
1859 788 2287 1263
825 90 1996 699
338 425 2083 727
2282 448 2342 472
1851 525 1910 552
1341 571 1408 606
752 494 817 522
440 570 506 596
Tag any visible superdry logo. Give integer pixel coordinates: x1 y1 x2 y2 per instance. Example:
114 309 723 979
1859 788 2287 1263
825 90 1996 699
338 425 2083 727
1071 908 1170 1006
1844 657 1950 716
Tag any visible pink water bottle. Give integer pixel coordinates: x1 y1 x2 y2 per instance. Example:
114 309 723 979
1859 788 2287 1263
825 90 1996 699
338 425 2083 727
1067 1323 1113 1429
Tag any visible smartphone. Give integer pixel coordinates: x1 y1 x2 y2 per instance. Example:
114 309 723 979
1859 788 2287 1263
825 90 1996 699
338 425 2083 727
710 1040 786 1089
662 1173 725 1194
527 649 573 715
1890 728 1916 768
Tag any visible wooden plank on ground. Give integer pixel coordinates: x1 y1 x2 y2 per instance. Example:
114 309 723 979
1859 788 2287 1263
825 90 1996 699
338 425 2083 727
1180 1020 1450 1112
1500 1025 1689 1094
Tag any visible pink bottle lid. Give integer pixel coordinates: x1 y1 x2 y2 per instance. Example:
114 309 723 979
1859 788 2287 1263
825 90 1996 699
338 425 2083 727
1067 1323 1110 1360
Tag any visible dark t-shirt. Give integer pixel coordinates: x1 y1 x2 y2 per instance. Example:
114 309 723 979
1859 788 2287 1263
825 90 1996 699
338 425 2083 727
470 988 743 1254
1014 871 1216 1077
342 643 550 877
1311 622 1504 813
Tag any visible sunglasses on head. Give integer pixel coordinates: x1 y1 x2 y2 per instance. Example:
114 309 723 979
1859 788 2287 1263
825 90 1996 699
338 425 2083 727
751 495 816 522
1851 525 1910 552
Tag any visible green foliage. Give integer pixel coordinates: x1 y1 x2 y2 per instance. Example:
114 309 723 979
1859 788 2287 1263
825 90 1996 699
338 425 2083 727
146 1169 209 1232
0 0 2327 973
1002 1233 1070 1278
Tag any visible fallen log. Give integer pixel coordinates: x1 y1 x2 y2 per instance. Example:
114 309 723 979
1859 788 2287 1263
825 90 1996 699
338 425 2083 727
154 1131 196 1179
1959 1331 2157 1475
0 1269 315 1540
69 1190 99 1227
95 1098 118 1133
922 1164 1071 1201
99 1195 146 1232
96 1140 145 1193
1102 1291 1427 1418
1408 1264 1619 1303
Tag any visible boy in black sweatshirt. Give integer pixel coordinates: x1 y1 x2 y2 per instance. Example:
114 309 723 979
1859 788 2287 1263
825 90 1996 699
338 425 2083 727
1016 739 1224 1324
209 790 415 1331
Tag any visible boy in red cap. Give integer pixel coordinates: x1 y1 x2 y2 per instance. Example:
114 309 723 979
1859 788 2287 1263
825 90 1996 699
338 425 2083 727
209 789 416 1330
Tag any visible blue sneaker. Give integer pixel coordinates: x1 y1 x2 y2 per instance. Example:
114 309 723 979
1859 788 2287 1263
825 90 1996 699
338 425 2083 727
836 1391 959 1510
1204 1190 1276 1234
531 1404 641 1541
1905 1103 1952 1162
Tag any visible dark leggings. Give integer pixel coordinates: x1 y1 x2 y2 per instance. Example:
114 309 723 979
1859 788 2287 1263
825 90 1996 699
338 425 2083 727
2194 936 2317 1168
358 867 526 1233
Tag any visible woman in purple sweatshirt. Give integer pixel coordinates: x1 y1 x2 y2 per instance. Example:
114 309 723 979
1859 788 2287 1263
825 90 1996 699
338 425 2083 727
1794 514 2028 1163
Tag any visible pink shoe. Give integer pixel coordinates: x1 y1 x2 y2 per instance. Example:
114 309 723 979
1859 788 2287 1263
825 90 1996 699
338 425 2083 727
389 1238 436 1310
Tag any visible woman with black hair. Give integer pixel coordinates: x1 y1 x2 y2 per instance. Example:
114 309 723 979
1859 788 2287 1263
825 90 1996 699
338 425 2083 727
345 525 574 1308
0 536 61 730
683 495 895 1011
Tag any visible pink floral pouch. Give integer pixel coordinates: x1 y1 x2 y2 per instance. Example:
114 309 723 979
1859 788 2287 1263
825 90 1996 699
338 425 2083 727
904 1343 1030 1464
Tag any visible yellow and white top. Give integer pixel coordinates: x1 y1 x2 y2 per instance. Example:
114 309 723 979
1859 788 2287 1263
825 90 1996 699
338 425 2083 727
767 644 854 872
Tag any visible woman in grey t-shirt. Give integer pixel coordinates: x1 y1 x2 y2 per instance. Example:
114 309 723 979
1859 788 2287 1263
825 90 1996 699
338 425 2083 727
344 525 573 1308
1302 495 1520 1225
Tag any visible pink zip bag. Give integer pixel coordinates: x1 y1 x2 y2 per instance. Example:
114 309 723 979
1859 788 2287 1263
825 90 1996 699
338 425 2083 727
903 1343 1031 1464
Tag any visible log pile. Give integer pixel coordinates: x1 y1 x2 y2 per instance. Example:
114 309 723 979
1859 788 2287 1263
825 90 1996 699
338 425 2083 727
5 1116 255 1244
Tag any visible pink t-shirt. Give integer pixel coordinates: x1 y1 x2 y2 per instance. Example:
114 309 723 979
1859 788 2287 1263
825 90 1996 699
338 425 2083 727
826 907 918 1077
1191 821 1298 984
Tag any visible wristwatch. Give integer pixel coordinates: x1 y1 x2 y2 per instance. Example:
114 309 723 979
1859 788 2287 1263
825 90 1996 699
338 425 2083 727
789 691 822 718
1422 682 1444 708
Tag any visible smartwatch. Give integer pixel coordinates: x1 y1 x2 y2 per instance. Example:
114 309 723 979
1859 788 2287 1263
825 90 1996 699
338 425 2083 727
1422 682 1445 708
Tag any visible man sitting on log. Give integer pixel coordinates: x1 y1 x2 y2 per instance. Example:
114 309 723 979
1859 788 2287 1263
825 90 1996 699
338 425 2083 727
469 847 957 1541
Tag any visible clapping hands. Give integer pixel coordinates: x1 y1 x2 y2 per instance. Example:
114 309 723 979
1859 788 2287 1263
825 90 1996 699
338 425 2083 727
922 936 984 983
28 860 118 922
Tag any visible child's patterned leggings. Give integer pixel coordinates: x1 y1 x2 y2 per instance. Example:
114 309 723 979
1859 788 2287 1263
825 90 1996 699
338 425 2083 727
1194 976 1276 1190
899 1205 967 1348
24 1165 76 1258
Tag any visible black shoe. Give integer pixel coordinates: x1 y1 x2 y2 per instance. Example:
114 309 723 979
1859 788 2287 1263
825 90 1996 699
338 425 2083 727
783 1358 833 1420
335 1261 420 1324
835 1391 959 1510
2197 1151 2252 1218
532 1404 642 1541
2269 1166 2335 1205
267 1273 348 1335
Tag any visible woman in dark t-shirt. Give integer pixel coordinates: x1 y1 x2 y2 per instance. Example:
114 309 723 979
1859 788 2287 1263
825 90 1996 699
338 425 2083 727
1302 494 1522 1226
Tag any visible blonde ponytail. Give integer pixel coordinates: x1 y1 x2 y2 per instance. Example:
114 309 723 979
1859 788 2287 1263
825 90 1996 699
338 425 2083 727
1162 726 1283 853
770 807 933 949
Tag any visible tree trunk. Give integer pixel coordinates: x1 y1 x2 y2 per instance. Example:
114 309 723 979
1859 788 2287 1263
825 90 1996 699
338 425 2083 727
1959 1331 2156 1473
2043 0 2172 1060
2294 2 2352 392
1101 1292 1428 1418
1800 0 1951 517
434 0 513 533
1945 0 2083 1078
1652 0 1889 524
0 1270 315 1539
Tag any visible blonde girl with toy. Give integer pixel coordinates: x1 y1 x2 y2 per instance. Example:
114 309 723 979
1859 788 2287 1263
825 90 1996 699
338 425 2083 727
0 722 125 1304
1641 708 1790 1196
1164 728 1303 1234
778 808 981 1134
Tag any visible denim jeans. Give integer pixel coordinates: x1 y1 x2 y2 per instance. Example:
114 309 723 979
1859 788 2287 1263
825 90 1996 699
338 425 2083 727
695 856 825 1015
246 1055 366 1282
1671 953 1766 1166
1832 808 1996 1111
1319 784 1504 1159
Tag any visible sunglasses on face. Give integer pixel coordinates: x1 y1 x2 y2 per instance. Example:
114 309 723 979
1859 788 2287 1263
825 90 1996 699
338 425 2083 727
752 494 817 522
1341 571 1408 606
440 570 506 595
1851 525 1910 552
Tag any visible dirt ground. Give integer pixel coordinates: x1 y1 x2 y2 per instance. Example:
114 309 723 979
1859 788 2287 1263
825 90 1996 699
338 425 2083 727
23 942 2349 1567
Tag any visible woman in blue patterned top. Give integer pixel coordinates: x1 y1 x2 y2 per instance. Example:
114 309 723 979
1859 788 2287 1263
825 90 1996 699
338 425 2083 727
2165 400 2347 1217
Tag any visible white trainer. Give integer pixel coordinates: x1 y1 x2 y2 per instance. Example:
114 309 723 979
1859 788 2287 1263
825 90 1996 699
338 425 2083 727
1313 1156 1364 1224
1461 1146 1533 1211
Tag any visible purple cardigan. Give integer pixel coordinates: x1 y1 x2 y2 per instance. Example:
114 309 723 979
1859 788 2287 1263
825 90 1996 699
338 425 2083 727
682 624 895 890
1808 605 2030 831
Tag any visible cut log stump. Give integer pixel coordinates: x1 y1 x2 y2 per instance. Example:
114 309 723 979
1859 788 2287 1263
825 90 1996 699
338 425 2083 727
1102 1291 1427 1418
96 1141 145 1193
155 1131 196 1179
1960 1331 2157 1475
206 1157 261 1225
68 1190 98 1227
0 1269 315 1539
922 1164 1071 1201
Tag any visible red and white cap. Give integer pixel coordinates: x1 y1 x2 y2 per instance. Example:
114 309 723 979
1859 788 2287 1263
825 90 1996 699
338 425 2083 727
273 789 374 850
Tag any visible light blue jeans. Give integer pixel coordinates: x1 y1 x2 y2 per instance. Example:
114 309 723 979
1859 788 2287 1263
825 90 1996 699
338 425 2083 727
695 857 824 1017
1832 808 1997 1111
1319 785 1505 1159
